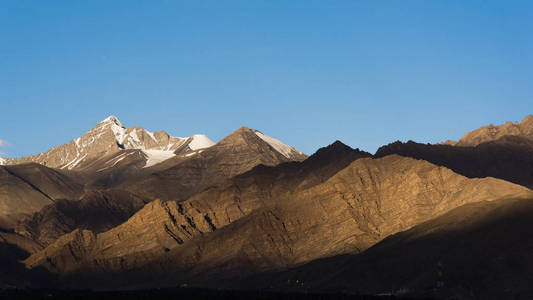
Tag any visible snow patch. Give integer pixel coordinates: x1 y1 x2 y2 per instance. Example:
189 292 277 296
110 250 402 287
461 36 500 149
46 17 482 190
109 122 127 144
145 130 157 143
129 130 141 143
166 142 175 151
61 154 88 170
143 150 176 168
254 131 299 159
189 134 215 150
101 115 124 128
96 152 135 172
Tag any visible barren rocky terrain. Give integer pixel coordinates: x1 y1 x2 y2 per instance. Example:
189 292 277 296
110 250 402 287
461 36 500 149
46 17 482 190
1 115 532 299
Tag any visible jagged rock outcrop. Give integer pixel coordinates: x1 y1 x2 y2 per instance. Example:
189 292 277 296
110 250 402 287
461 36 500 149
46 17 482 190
24 152 530 288
445 115 533 146
0 163 84 218
24 229 96 274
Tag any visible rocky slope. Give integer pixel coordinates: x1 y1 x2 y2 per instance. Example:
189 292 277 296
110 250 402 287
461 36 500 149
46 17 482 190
376 135 533 189
0 230 50 289
259 196 533 300
122 126 307 202
0 163 84 218
0 116 215 170
10 126 307 247
444 115 533 146
15 189 150 246
24 151 530 288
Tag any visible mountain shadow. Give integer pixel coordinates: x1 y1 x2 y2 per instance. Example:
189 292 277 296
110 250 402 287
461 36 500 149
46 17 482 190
244 196 533 300
375 135 533 189
0 233 58 289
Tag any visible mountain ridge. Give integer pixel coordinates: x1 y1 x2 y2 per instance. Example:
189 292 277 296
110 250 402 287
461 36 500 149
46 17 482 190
23 152 530 289
443 115 533 146
0 116 216 170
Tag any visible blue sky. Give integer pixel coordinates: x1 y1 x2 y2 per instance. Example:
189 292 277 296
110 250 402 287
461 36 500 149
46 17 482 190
1 1 532 157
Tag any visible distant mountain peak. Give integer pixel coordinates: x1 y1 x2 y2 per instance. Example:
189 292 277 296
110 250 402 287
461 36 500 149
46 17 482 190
3 116 216 170
252 129 304 159
307 140 371 163
100 115 124 128
218 126 305 160
312 140 352 155
188 134 216 150
328 140 352 150
445 114 533 147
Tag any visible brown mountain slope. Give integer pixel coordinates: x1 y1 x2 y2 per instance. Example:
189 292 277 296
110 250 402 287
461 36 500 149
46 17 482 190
0 164 84 219
24 154 530 289
0 230 50 289
23 141 365 276
15 189 150 246
258 196 533 300
65 149 154 190
445 114 533 146
11 126 306 249
122 126 307 202
375 135 533 188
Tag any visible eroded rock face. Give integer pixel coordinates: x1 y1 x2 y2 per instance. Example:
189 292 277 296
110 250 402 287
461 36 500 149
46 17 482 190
264 196 533 300
24 229 96 274
447 115 533 147
24 153 530 288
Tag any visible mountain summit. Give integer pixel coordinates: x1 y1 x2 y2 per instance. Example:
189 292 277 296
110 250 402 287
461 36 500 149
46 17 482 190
1 116 215 170
123 125 308 202
445 115 533 146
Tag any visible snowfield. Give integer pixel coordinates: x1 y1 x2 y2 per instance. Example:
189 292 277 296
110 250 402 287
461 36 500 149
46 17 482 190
254 131 301 159
143 150 176 168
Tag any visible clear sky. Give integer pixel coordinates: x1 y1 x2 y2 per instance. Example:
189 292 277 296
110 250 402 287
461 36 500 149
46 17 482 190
1 1 532 157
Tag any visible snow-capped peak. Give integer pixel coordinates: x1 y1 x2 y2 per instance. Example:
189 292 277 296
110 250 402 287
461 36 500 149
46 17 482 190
254 130 303 159
5 114 218 170
189 134 216 150
100 115 124 128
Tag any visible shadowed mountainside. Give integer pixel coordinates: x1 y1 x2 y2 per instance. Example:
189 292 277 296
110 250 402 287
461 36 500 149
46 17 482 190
23 146 530 289
15 189 150 246
0 230 58 289
2 116 533 298
121 126 307 202
376 135 533 189
251 196 533 300
0 164 84 219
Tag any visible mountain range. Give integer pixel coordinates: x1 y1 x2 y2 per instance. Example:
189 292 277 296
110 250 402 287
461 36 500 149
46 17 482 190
1 115 532 300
